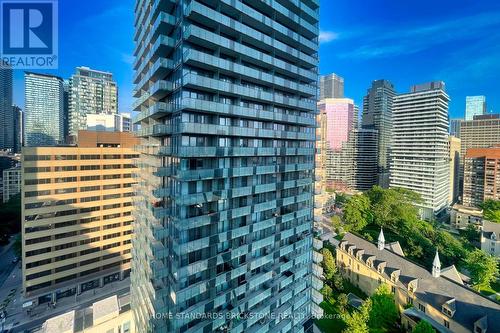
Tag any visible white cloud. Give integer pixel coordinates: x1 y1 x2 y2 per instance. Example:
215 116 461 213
319 31 339 43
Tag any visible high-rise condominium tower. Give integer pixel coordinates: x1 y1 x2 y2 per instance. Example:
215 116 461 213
463 147 500 207
390 82 450 220
0 61 14 151
25 72 65 147
320 73 344 100
21 131 138 305
132 1 320 332
362 79 395 188
69 67 118 139
465 96 486 121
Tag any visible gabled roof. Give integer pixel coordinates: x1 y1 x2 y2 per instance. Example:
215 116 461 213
385 241 405 256
341 233 500 331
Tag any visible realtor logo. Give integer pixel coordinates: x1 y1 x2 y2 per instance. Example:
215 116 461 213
0 0 58 68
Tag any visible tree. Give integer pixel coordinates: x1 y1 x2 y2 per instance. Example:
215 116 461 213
331 215 342 231
463 223 480 244
321 284 333 301
337 293 348 314
368 284 399 329
465 249 499 291
321 248 336 280
481 200 500 223
343 299 372 333
413 320 436 333
333 273 344 291
343 194 371 232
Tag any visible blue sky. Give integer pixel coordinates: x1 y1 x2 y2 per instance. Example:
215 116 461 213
12 0 500 118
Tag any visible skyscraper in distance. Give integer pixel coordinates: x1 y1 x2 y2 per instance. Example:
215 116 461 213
0 61 14 151
13 105 23 153
390 82 450 220
69 67 118 140
320 73 344 99
132 1 321 332
362 79 396 188
24 72 64 147
449 118 463 138
465 96 486 121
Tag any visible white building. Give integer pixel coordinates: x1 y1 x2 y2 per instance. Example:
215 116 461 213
481 221 500 258
390 82 450 220
86 113 132 132
69 67 118 139
3 166 21 203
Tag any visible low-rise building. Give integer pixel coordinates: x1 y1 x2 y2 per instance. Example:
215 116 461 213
481 221 500 258
337 231 500 332
450 204 483 229
2 165 21 202
38 294 134 333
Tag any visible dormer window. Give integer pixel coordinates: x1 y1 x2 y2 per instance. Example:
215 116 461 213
442 299 456 318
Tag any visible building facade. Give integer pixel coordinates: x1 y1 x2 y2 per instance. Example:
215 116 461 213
0 61 14 151
13 106 23 153
460 115 500 170
3 166 21 203
86 113 132 133
465 96 486 121
481 221 500 258
463 147 500 207
21 131 138 305
450 204 482 229
390 82 450 220
338 232 500 332
362 80 396 188
69 67 118 139
25 72 65 147
449 118 463 138
449 136 461 204
319 73 344 100
132 1 320 332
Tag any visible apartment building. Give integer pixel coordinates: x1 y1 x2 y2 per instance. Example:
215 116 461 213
390 82 450 220
0 61 14 151
449 136 461 204
338 232 500 332
21 131 138 305
132 0 320 332
3 166 21 203
463 147 500 207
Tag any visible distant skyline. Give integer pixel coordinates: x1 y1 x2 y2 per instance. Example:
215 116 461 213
11 0 500 118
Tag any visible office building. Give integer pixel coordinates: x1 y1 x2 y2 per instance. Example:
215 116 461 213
449 136 461 204
69 67 118 139
21 131 138 305
338 232 500 332
3 166 21 203
349 129 379 191
320 73 344 99
86 113 132 133
460 115 500 167
362 79 396 188
132 1 320 332
465 96 486 121
463 147 500 207
0 61 14 151
449 118 463 138
13 105 23 153
318 98 356 190
25 72 65 147
450 204 482 230
390 82 450 220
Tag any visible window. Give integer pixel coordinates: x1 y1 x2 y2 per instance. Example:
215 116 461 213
444 320 449 329
418 303 426 313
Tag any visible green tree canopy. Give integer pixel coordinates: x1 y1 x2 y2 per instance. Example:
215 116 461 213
321 248 337 280
343 194 371 232
343 299 372 333
413 320 436 333
481 200 500 223
465 249 499 291
368 284 399 329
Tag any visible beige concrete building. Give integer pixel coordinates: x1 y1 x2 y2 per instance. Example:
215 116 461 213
3 165 21 203
450 204 483 229
21 131 138 305
38 294 134 333
337 232 500 332
463 147 500 207
448 136 461 204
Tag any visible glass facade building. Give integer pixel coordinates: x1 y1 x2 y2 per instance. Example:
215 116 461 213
131 0 320 332
319 73 344 100
465 96 486 121
24 72 65 147
0 61 14 151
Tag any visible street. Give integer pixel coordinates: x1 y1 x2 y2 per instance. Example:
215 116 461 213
0 238 17 288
